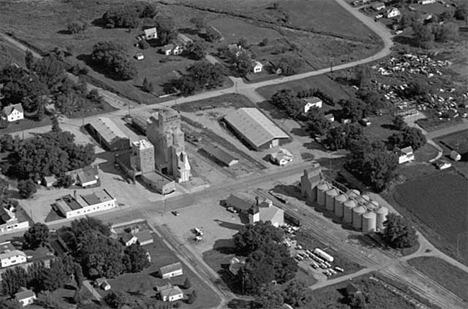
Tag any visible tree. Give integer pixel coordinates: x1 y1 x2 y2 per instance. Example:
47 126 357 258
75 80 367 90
233 52 253 78
175 61 225 95
190 16 206 30
0 298 21 309
17 179 37 199
71 216 111 237
260 38 269 46
182 277 191 289
25 50 35 71
283 280 313 307
340 99 367 122
306 107 331 137
187 290 197 304
1 267 28 296
51 115 62 133
277 55 303 76
155 14 177 45
91 41 137 80
455 4 468 21
346 293 369 309
389 127 426 150
325 124 365 151
412 23 434 48
40 259 68 291
139 40 149 50
392 115 406 130
382 213 418 249
102 2 157 29
238 38 249 49
354 65 373 87
254 283 284 308
34 291 61 309
67 21 87 34
104 291 128 308
433 22 459 42
122 244 150 273
23 223 49 250
186 40 207 60
270 89 303 118
73 263 84 289
439 8 455 22
234 221 285 255
142 77 154 93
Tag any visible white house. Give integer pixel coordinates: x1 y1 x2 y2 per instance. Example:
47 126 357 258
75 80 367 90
15 287 36 307
2 104 24 122
0 208 29 234
160 262 183 279
158 284 184 302
66 165 99 188
95 278 111 290
0 245 27 268
161 44 183 56
372 2 385 11
134 53 144 61
386 8 401 18
251 60 263 73
120 233 138 246
450 150 461 161
419 0 436 4
302 97 323 112
249 204 284 227
228 257 245 276
395 146 415 164
144 27 157 40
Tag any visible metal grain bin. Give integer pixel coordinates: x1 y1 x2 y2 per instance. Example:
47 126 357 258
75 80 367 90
325 188 338 211
334 194 347 218
376 206 389 230
343 200 356 223
352 206 366 230
362 211 377 232
317 182 330 206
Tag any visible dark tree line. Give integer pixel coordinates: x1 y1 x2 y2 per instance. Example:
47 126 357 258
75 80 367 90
102 2 158 29
91 41 137 80
173 61 226 95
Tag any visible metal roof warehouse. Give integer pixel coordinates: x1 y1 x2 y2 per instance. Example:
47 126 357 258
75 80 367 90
87 117 130 151
202 143 239 167
224 108 289 151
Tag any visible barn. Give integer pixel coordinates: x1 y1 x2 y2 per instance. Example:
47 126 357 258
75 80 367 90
224 108 289 151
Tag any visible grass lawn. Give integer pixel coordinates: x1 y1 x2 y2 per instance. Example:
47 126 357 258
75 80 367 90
103 232 221 309
390 171 468 263
257 74 354 103
414 143 439 162
362 114 398 143
0 117 51 135
173 93 256 113
407 257 468 301
0 39 26 66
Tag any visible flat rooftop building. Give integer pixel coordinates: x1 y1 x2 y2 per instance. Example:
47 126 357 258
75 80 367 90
55 189 116 219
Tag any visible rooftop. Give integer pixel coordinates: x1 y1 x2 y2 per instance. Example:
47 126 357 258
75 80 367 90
160 262 182 275
160 285 183 298
132 139 153 150
3 103 23 115
0 241 16 253
15 288 35 301
89 117 128 144
81 189 114 206
202 143 239 166
141 171 174 185
224 108 289 148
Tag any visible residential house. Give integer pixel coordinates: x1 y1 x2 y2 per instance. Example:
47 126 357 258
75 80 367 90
249 203 284 227
251 60 263 73
134 53 144 61
225 193 256 214
42 175 57 188
15 287 36 307
144 27 157 40
160 262 183 279
158 284 184 302
372 2 385 11
228 257 245 276
346 283 362 296
135 230 153 246
95 277 111 290
302 97 323 113
161 44 183 56
394 146 414 164
0 242 27 268
324 114 335 122
270 148 293 166
66 165 99 188
120 233 138 246
269 59 282 75
0 208 29 234
2 104 24 122
386 8 401 18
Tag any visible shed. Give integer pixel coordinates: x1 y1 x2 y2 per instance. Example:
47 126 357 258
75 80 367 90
95 278 111 290
160 262 183 279
42 175 57 188
224 108 289 151
202 143 239 167
135 230 153 246
159 285 183 302
225 193 256 213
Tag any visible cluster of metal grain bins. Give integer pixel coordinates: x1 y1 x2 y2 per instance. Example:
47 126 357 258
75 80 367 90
315 182 388 232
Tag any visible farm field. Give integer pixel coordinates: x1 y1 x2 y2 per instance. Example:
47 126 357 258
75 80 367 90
408 257 468 302
103 231 221 308
392 171 468 262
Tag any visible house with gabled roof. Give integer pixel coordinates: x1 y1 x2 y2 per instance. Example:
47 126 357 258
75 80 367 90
251 60 263 73
144 27 157 40
15 287 36 307
160 262 183 279
0 242 27 268
67 165 100 188
157 284 184 302
2 103 24 122
394 146 414 164
225 193 256 214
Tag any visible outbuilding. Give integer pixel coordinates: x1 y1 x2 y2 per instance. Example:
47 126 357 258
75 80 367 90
160 262 183 279
224 108 289 151
202 143 239 167
87 117 130 151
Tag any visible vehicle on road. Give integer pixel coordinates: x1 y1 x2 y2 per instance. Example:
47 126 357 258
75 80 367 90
193 227 203 236
172 211 180 216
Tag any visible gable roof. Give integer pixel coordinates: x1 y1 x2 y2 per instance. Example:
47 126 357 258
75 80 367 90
259 205 283 223
160 262 182 275
224 108 289 148
144 28 157 37
121 233 136 244
162 44 175 51
89 117 128 144
135 230 152 243
304 97 322 104
0 249 27 261
76 165 99 184
202 143 238 166
15 288 35 301
160 285 183 298
226 193 256 211
176 33 193 45
2 103 23 115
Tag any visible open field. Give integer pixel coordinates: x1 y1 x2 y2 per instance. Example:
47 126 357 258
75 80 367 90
408 257 468 301
390 171 468 263
103 232 221 308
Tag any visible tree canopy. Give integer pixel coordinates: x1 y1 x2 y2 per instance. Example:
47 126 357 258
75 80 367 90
102 2 157 29
23 223 50 250
306 107 331 137
122 244 150 273
382 213 418 249
270 89 304 119
388 127 426 150
234 221 285 255
175 61 225 95
155 14 177 45
325 124 366 151
91 41 137 80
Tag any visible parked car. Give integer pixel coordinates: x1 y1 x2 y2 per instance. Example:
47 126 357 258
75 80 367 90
193 227 203 236
172 211 180 216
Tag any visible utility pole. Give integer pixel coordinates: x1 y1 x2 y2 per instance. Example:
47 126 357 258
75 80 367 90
329 57 334 73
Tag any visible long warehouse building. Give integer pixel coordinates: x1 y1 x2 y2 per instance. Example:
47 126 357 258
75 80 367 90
224 108 289 151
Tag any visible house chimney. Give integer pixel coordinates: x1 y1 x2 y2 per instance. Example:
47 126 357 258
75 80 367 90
73 190 77 200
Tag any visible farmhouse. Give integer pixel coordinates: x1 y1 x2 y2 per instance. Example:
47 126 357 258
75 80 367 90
160 262 183 279
42 175 57 188
201 143 239 167
386 8 401 18
2 103 24 122
372 2 385 11
394 146 415 164
158 284 183 302
54 189 116 219
228 257 245 276
302 97 323 112
120 233 138 247
144 27 157 40
0 206 29 234
135 230 153 246
225 193 256 214
0 242 27 268
224 108 289 151
251 60 263 73
15 287 36 307
269 59 283 75
87 117 130 151
66 165 100 188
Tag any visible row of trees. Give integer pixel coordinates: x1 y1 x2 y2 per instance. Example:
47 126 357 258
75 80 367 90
412 22 459 48
102 2 158 29
233 222 297 295
173 61 226 96
91 41 138 80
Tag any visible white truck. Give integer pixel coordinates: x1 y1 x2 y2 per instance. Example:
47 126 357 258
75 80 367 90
313 248 334 263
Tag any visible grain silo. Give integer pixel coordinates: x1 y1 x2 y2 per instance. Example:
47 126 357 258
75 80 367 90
367 200 379 211
361 194 370 202
343 200 356 223
362 211 377 232
325 188 338 211
317 182 330 206
334 194 347 218
347 189 360 200
352 206 366 230
376 206 389 230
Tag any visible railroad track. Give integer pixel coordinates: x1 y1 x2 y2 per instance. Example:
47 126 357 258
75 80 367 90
369 276 430 309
